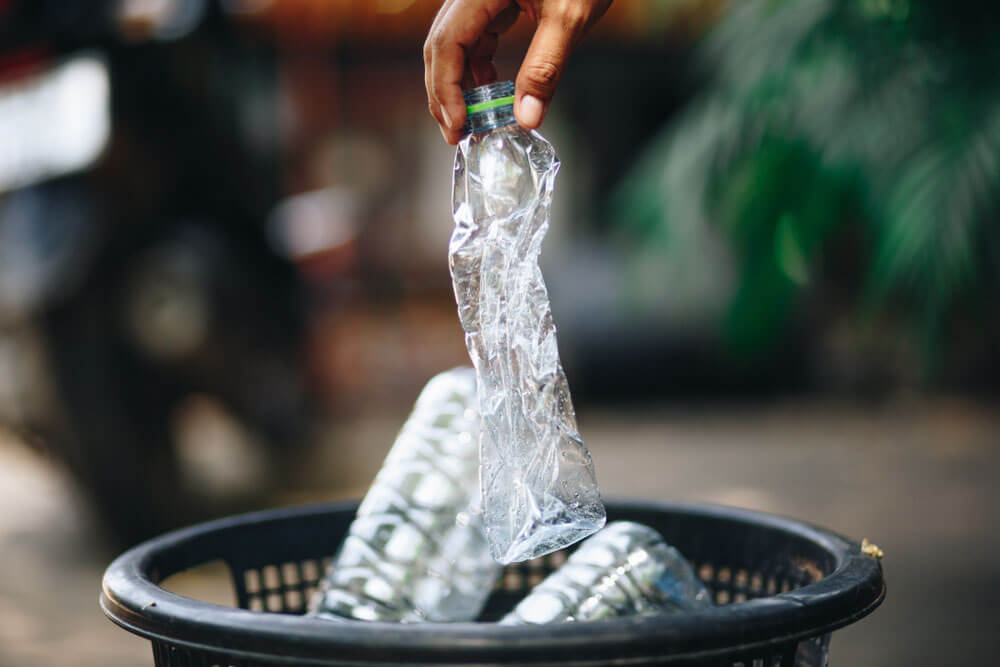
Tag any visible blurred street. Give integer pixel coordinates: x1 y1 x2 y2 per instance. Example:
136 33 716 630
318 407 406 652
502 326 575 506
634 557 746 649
3 1 1000 665
2 397 997 666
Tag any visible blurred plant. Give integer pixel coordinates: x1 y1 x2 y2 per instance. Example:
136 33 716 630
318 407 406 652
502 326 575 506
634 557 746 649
612 0 1000 369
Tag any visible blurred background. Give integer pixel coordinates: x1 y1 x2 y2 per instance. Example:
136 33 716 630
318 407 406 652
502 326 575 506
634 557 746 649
0 0 997 664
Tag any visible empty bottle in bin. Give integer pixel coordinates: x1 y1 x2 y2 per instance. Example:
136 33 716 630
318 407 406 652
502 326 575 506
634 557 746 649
501 521 712 625
308 367 501 622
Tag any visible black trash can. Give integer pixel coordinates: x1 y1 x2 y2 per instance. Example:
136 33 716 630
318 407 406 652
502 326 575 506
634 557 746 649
100 500 884 666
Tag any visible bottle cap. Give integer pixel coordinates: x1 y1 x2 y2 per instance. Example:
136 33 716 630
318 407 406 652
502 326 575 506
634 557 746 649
462 81 516 135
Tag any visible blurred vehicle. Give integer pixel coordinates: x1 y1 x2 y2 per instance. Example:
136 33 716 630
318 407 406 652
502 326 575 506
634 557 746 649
0 0 308 545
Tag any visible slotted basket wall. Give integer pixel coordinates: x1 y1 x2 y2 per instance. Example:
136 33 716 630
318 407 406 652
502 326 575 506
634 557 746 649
101 500 884 666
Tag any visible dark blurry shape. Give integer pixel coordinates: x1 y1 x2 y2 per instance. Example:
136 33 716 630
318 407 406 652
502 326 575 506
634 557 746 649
124 234 212 362
43 221 308 547
221 0 273 16
0 54 109 191
0 183 99 320
0 0 119 47
0 1 313 546
611 0 1000 381
223 0 721 47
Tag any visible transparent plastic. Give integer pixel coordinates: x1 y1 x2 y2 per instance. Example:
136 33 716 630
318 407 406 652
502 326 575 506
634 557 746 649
449 82 605 564
308 368 500 622
500 521 713 625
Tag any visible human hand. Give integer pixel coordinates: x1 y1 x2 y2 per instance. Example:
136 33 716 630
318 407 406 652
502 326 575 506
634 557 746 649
424 0 612 144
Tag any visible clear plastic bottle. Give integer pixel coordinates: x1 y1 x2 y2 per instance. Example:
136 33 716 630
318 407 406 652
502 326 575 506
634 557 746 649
308 367 501 622
500 521 712 625
449 81 605 565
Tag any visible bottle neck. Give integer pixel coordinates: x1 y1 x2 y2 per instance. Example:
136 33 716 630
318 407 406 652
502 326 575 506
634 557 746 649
462 81 517 135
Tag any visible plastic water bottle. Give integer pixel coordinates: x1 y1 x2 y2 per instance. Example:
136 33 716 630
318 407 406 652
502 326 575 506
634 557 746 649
309 367 501 622
449 81 605 565
501 521 712 624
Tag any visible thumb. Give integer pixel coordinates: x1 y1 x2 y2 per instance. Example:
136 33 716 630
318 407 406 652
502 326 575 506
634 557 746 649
515 19 575 130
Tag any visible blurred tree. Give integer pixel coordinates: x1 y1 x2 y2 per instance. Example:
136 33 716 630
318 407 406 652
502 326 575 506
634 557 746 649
611 0 1000 377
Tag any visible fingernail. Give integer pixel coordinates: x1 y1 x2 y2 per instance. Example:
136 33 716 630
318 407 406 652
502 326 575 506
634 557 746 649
442 107 455 130
518 94 544 128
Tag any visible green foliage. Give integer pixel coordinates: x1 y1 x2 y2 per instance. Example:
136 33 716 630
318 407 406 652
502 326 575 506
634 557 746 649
612 0 1000 364
715 139 859 354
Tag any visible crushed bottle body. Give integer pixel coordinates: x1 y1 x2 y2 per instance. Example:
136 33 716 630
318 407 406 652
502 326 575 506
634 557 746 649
449 91 605 564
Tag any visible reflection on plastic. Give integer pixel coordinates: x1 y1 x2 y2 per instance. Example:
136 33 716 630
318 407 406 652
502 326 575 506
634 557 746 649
501 522 712 625
309 368 501 622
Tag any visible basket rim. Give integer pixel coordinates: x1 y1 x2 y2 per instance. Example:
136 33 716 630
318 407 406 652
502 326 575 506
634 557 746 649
100 499 885 665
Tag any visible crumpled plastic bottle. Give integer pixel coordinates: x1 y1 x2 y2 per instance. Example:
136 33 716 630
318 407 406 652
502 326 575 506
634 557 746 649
308 367 501 622
501 521 713 625
449 81 606 564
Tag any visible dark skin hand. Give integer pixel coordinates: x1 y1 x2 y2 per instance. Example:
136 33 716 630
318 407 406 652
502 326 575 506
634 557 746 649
424 0 613 144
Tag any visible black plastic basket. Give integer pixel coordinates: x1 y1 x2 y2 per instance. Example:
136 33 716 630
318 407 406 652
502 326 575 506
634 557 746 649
100 500 884 666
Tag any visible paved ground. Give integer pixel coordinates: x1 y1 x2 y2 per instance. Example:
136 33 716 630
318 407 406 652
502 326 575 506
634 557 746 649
1 398 997 666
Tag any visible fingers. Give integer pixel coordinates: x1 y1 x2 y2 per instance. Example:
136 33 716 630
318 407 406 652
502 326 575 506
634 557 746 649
514 1 612 130
424 0 459 142
424 0 516 145
514 18 573 130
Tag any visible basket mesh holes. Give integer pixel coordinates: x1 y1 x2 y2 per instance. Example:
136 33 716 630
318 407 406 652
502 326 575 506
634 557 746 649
694 562 815 605
731 658 774 667
238 558 325 614
698 563 714 584
492 550 568 593
285 589 304 611
282 563 300 586
299 558 323 604
714 567 734 605
302 559 320 582
502 570 523 591
244 570 260 595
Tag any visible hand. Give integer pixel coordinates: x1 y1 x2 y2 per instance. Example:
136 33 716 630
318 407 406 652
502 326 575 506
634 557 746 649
424 0 612 144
